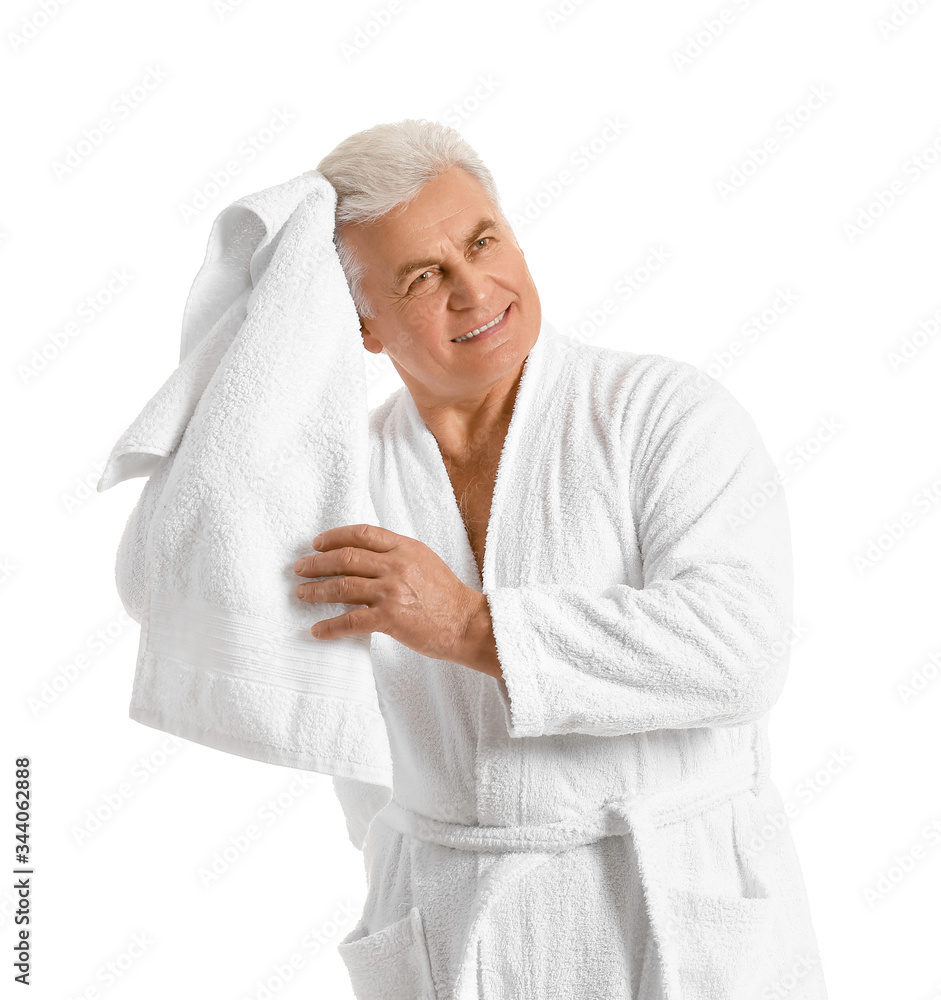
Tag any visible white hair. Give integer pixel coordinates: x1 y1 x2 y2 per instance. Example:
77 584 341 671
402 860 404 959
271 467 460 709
316 119 505 320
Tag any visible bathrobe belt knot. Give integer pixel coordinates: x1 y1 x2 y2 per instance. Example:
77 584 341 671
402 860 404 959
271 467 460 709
373 749 762 1000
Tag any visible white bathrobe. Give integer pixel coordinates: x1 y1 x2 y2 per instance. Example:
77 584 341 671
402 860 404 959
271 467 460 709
333 320 829 999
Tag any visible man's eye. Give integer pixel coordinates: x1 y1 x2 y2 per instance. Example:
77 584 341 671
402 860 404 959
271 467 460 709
475 237 492 249
410 270 433 289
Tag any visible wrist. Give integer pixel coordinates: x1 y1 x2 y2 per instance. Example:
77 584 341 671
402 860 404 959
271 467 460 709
460 591 503 678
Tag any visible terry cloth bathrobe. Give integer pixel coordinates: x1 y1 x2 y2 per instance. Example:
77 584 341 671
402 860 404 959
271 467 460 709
332 320 829 1000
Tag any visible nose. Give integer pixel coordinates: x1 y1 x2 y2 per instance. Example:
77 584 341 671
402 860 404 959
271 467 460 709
447 260 491 310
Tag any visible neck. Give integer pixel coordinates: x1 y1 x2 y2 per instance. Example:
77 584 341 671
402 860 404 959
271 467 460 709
409 362 525 462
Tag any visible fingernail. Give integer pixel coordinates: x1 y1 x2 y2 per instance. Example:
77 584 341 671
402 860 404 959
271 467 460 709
312 534 323 549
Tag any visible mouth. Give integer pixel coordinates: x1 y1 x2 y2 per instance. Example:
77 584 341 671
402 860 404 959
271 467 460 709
451 303 512 343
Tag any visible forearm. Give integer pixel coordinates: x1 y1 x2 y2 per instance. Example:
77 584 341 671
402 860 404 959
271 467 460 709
485 568 792 739
472 370 793 739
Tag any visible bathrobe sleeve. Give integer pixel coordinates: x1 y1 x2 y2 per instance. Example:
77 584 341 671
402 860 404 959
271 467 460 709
487 366 794 738
331 775 393 851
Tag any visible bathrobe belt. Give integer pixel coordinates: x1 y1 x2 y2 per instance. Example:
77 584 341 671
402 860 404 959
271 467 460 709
375 749 760 1000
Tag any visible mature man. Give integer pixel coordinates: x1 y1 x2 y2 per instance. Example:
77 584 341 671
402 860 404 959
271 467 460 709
294 120 829 999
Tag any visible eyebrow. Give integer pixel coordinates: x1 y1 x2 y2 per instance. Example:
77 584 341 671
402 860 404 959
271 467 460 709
392 217 499 289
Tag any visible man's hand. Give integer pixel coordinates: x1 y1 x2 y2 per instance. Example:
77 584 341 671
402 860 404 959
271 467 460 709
293 523 502 677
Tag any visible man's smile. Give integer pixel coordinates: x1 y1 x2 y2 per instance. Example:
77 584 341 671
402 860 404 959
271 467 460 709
451 303 511 343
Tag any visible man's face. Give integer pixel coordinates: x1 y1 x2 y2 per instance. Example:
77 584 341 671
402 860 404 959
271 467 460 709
342 165 541 404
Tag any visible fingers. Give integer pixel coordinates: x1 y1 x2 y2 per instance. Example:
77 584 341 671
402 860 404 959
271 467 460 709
296 572 374 607
308 523 401 554
293 546 381 579
310 607 379 640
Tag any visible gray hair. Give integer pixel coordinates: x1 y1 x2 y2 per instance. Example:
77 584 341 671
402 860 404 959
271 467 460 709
316 119 505 320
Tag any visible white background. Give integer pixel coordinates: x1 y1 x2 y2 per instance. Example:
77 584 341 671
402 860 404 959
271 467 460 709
4 1 941 997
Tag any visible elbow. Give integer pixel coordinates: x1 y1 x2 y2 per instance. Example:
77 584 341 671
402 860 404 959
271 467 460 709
721 673 785 726
715 568 795 723
717 620 794 725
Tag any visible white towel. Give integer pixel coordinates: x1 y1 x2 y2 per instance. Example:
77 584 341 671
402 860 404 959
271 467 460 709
97 169 394 791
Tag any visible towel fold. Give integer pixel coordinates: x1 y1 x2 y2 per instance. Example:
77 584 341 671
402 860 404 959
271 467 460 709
97 169 394 789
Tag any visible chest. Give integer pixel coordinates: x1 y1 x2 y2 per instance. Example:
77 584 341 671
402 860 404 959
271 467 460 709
370 380 641 596
443 457 499 584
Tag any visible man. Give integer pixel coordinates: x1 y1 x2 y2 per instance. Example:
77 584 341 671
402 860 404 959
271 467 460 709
295 120 828 999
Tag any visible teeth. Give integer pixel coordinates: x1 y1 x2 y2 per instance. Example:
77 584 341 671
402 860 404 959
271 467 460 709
453 309 506 343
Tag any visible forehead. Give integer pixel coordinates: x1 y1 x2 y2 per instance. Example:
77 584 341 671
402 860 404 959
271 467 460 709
342 166 498 271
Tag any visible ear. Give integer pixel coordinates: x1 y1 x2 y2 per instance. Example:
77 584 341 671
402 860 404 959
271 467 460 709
359 322 385 356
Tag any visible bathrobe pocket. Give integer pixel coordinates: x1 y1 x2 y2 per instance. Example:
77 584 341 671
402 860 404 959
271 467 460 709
657 884 772 998
635 791 774 999
337 905 438 1000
